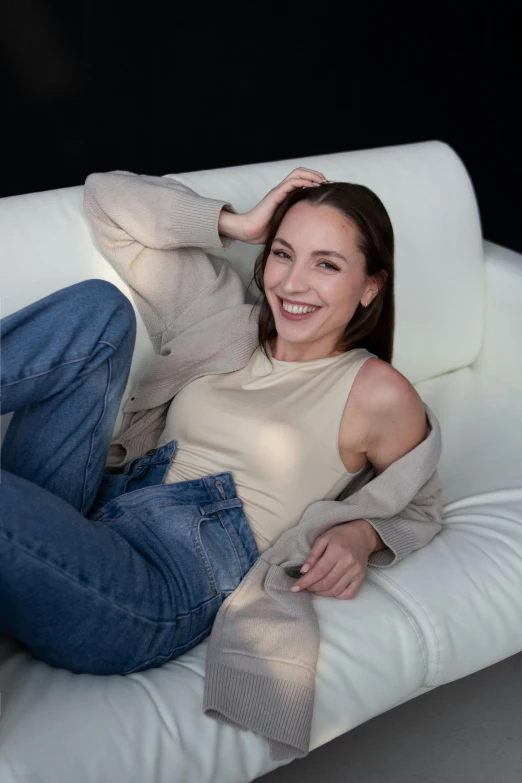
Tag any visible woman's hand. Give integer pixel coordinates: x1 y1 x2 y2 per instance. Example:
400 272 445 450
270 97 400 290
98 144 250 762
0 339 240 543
218 167 328 245
290 520 381 600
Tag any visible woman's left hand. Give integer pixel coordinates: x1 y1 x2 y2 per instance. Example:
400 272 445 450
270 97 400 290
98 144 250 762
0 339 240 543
290 520 377 600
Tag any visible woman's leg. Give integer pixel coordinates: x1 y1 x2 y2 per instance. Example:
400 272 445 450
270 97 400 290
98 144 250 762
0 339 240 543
0 280 175 674
1 279 136 514
0 469 178 674
0 468 257 675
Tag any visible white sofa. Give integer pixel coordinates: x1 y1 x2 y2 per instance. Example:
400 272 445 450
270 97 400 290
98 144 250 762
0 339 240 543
0 140 521 783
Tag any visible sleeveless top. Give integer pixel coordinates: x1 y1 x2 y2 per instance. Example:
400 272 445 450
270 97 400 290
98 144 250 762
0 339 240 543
156 344 376 554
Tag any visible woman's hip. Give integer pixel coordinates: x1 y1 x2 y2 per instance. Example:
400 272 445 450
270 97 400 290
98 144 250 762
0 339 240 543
87 459 260 603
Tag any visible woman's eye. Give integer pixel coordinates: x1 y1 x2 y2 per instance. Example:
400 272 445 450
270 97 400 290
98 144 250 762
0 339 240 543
319 261 340 271
272 250 339 272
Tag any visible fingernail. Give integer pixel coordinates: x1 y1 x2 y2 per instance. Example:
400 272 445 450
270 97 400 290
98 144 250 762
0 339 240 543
291 586 300 592
300 564 310 573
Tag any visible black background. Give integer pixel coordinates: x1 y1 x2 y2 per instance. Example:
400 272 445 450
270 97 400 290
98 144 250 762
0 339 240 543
2 2 521 252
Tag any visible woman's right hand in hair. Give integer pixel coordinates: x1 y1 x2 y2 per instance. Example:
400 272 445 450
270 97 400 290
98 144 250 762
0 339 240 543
218 167 328 245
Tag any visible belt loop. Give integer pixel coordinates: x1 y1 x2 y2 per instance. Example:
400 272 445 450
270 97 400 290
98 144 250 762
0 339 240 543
215 479 227 501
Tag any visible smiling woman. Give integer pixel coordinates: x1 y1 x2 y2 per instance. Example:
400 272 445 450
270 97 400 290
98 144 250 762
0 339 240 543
249 178 394 365
0 165 441 681
262 202 379 361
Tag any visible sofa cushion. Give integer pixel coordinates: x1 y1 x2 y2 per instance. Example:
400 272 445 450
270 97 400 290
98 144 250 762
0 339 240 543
0 574 426 783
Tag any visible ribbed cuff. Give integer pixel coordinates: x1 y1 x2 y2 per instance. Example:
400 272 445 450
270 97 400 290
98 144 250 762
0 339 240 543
203 662 314 761
168 190 238 250
365 513 441 567
365 514 409 567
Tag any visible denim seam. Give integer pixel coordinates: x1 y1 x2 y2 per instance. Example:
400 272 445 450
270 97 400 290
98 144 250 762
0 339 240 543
123 618 217 674
0 528 184 625
170 620 215 655
120 465 150 494
90 502 219 622
81 342 114 513
216 510 244 578
192 516 219 597
121 651 173 675
1 341 118 387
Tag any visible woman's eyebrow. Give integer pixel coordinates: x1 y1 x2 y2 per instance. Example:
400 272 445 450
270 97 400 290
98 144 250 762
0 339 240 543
273 236 348 263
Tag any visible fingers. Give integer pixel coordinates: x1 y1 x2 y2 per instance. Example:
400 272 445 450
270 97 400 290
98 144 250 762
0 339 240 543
270 168 329 203
314 574 365 600
291 166 328 180
293 552 362 594
291 527 367 601
281 167 328 187
309 563 362 595
277 177 322 194
300 535 329 574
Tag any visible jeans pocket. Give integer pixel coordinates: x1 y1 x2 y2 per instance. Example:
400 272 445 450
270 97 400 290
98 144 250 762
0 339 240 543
192 511 248 597
192 515 220 597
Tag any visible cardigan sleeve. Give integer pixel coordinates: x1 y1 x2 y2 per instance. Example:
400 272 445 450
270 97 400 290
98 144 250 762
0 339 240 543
83 170 246 352
365 468 444 567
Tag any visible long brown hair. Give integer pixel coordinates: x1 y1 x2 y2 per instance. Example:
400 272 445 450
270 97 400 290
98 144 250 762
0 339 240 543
248 182 395 364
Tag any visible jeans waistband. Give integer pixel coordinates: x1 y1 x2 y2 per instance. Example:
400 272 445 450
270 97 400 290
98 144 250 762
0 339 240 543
125 440 242 508
123 439 178 473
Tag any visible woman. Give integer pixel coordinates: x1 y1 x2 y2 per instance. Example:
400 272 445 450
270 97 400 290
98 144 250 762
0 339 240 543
0 167 429 675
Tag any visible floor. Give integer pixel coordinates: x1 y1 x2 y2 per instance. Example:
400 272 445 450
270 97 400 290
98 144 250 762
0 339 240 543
255 652 522 783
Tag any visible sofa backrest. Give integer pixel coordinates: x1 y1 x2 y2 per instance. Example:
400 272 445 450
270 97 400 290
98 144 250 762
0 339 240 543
0 140 484 409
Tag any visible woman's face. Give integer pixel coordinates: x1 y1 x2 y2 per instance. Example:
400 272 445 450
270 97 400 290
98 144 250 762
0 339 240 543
263 201 377 361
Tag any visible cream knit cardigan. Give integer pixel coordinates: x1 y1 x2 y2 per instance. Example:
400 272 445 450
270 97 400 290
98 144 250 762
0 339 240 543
84 171 443 761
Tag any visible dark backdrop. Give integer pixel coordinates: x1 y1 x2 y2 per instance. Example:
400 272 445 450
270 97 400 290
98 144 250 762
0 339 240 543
2 2 521 252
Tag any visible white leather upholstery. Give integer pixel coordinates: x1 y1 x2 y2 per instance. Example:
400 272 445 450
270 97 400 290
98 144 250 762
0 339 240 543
0 140 521 783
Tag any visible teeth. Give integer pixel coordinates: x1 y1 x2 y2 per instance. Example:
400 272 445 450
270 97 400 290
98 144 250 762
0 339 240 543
282 301 318 314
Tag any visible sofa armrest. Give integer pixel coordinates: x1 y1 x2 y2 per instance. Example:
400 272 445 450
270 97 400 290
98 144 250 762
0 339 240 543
471 240 522 391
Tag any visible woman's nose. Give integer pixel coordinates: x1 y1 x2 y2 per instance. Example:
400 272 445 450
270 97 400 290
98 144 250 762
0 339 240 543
282 263 309 291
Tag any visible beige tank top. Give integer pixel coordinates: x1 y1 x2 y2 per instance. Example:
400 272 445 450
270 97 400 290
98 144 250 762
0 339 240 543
156 344 376 554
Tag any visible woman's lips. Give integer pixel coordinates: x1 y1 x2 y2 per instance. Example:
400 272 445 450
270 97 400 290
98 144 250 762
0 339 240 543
276 296 321 321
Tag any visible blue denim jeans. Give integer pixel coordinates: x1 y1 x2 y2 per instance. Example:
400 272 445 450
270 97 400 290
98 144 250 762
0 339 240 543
0 280 259 675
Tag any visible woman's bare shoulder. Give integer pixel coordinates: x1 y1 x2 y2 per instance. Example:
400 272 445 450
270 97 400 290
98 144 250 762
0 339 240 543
357 356 416 401
342 356 410 417
361 358 427 474
340 357 427 476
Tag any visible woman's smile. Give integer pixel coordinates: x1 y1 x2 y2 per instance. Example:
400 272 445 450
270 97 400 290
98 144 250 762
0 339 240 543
276 296 322 321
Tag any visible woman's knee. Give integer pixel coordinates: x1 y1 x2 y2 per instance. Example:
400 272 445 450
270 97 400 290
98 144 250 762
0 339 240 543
68 279 136 334
73 279 132 311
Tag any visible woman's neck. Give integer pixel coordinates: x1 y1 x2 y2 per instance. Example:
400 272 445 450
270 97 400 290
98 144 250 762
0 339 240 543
269 337 343 362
